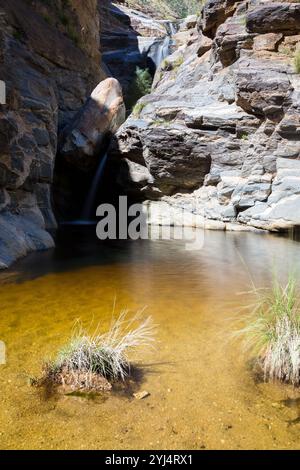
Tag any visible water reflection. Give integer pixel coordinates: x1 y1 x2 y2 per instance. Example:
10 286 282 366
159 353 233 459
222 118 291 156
0 228 300 449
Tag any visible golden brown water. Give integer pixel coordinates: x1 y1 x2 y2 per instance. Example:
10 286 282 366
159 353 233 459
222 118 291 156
0 228 300 450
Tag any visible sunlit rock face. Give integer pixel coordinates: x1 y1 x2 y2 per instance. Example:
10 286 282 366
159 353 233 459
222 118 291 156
0 0 104 268
59 78 125 171
112 0 300 232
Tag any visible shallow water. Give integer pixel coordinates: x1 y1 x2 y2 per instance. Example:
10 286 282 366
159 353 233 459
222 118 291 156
0 228 300 450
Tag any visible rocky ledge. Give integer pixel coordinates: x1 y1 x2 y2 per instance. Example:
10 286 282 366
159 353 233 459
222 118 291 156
112 0 300 232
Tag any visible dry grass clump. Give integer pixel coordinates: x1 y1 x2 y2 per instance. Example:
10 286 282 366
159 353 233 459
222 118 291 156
36 310 155 392
236 275 300 386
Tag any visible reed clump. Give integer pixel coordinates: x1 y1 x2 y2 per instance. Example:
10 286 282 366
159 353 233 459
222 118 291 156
35 310 155 392
236 275 300 386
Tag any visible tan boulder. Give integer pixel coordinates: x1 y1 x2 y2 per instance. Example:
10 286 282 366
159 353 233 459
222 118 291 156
59 78 126 170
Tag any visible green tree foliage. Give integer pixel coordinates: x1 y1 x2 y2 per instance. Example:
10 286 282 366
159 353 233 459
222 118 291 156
128 67 153 110
165 0 200 17
126 0 201 19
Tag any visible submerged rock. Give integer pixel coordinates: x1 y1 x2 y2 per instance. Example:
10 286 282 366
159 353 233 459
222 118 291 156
133 390 150 400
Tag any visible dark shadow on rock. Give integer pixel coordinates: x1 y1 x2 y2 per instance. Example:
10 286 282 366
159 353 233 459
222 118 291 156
99 1 165 109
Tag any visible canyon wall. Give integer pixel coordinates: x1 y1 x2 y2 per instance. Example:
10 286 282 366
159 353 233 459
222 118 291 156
2 0 300 269
0 0 174 268
113 0 300 231
99 1 177 107
0 0 105 268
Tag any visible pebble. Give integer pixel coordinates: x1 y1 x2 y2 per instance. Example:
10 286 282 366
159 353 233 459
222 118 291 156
133 390 150 400
272 402 283 409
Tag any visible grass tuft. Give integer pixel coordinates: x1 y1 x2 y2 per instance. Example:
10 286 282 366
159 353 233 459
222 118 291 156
235 274 300 386
44 310 155 390
132 101 147 118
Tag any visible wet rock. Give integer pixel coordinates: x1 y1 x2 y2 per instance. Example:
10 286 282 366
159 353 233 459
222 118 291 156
34 365 112 394
0 204 54 269
58 369 112 394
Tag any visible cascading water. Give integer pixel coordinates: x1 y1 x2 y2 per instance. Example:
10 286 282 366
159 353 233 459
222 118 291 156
147 20 179 69
61 152 108 226
81 153 108 221
148 36 172 69
163 20 179 37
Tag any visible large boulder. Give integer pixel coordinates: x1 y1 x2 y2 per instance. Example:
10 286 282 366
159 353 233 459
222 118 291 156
59 78 125 171
113 119 211 198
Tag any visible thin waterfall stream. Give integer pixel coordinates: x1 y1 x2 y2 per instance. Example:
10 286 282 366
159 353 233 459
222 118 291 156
66 20 178 226
82 152 109 222
148 20 179 69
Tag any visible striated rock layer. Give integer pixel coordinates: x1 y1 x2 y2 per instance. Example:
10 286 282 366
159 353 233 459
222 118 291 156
0 0 105 268
112 0 300 232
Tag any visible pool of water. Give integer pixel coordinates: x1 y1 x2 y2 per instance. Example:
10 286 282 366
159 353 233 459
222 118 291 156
0 227 300 449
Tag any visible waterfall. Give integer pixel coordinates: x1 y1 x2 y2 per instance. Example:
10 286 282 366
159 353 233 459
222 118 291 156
148 20 178 69
81 153 108 221
162 20 179 37
148 36 172 69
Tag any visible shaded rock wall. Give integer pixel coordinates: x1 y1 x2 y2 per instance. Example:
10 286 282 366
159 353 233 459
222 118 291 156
112 0 300 232
99 1 177 106
0 0 104 268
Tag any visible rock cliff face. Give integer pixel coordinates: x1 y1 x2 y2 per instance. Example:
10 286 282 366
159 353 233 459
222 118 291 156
0 0 175 268
0 0 105 268
112 0 300 231
2 0 300 268
99 1 178 106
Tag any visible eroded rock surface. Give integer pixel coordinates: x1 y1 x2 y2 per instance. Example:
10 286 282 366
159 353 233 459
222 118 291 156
0 0 104 268
112 0 300 231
